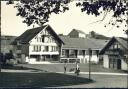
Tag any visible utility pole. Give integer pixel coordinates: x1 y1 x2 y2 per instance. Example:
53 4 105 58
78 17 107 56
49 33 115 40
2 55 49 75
127 29 128 88
125 11 128 88
0 0 1 72
125 29 128 88
88 48 92 80
0 32 2 72
126 24 128 89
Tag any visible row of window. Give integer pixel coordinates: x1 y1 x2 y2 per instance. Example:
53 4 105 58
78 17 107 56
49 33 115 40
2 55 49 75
32 45 58 52
109 42 121 50
35 36 55 43
62 50 99 56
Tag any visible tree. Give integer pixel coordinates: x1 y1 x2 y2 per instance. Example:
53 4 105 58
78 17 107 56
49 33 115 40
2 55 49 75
5 0 128 64
90 31 96 38
6 0 128 33
14 0 71 26
76 0 128 34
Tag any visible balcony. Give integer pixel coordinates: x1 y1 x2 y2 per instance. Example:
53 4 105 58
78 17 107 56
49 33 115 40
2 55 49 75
29 51 59 55
61 54 77 58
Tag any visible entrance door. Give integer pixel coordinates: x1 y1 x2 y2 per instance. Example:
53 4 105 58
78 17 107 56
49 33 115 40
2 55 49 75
117 59 121 69
109 58 113 69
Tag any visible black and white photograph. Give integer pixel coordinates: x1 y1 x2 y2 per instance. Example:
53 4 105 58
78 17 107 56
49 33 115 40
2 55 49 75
0 0 128 88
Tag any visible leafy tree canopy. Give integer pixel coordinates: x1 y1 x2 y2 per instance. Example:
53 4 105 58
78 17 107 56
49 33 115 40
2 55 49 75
6 0 128 34
14 0 71 26
76 0 128 34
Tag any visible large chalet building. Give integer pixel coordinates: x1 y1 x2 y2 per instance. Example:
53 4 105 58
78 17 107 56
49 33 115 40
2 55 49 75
11 24 108 64
12 25 64 64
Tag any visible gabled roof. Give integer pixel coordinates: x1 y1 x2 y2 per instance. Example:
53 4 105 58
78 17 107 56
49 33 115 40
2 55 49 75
68 29 86 36
116 37 127 49
74 29 86 34
12 25 64 45
99 37 128 54
60 36 108 50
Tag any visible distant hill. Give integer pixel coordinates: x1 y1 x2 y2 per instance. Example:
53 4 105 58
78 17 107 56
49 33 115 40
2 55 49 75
88 31 110 40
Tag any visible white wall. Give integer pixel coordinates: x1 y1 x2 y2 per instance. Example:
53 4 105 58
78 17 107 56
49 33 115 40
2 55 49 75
25 57 51 64
103 55 109 68
121 59 128 70
77 55 86 63
84 55 99 63
28 27 59 56
79 33 86 38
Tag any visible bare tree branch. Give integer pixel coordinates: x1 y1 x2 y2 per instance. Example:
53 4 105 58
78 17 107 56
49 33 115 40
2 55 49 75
88 9 110 25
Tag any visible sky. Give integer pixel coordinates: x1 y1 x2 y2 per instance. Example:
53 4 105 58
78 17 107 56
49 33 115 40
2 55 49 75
1 1 127 37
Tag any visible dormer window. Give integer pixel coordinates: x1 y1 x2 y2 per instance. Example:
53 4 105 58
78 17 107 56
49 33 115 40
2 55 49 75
37 38 39 42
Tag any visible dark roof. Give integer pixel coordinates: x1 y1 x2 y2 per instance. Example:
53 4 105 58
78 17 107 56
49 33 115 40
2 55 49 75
116 37 127 49
99 37 128 54
60 36 108 50
12 25 64 45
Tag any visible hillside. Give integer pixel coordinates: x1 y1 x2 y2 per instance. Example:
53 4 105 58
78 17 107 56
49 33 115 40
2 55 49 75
89 31 110 40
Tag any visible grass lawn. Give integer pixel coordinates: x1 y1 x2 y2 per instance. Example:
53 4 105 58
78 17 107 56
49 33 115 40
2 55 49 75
0 72 93 88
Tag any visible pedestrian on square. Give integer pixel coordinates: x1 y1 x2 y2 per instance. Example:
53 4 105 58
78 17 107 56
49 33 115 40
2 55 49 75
75 61 80 76
64 61 67 73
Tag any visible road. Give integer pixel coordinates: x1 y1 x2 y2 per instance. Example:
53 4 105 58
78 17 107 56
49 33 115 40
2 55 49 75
1 63 128 88
49 74 128 88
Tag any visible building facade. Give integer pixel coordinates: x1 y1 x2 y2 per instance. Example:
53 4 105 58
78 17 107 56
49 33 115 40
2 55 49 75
12 25 64 64
100 37 128 70
12 25 108 64
60 36 108 63
68 29 88 38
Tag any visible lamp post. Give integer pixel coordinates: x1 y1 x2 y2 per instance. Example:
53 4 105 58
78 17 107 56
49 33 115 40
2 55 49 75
88 48 92 80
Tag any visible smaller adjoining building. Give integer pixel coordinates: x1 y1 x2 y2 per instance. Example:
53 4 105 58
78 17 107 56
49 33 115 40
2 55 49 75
100 37 128 70
59 35 108 63
68 29 88 38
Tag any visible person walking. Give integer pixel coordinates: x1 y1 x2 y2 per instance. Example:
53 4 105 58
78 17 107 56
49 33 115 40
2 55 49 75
75 61 80 76
64 61 67 73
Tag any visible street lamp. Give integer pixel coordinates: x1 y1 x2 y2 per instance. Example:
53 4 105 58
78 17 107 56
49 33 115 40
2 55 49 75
88 48 92 80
